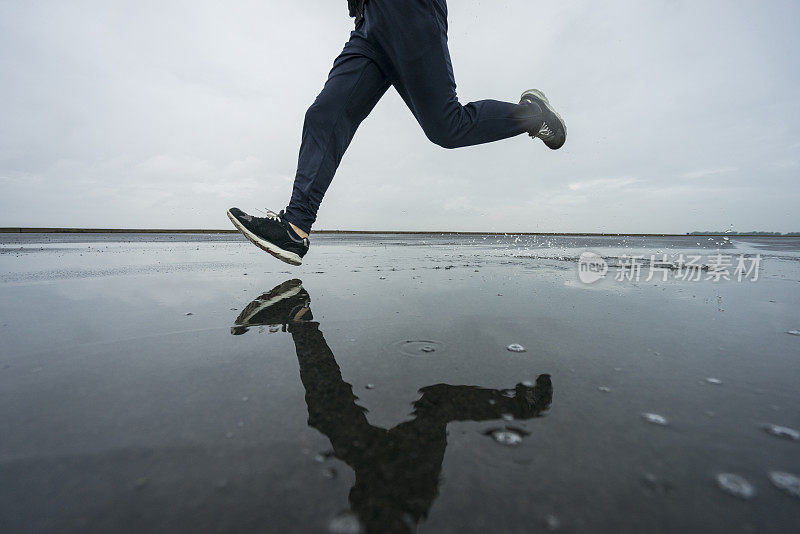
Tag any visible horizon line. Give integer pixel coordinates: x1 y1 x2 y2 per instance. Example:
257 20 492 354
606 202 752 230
1 227 797 237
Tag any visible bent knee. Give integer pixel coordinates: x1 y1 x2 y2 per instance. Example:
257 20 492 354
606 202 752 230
424 128 461 149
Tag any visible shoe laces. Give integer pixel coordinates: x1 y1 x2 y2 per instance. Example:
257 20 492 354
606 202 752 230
537 122 554 138
255 208 282 222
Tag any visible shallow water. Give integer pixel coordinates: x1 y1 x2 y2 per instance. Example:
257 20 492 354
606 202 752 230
1 233 799 533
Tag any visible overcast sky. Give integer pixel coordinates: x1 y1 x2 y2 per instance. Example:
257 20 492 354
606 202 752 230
1 0 799 232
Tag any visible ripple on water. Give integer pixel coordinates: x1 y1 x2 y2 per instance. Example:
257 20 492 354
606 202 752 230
769 471 800 498
787 330 800 336
642 413 668 426
716 473 756 499
507 343 527 353
763 424 800 441
395 340 444 357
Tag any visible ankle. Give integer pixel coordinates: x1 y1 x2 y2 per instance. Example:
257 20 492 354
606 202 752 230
288 222 308 239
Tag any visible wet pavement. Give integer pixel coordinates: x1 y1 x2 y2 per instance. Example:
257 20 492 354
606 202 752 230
1 233 799 533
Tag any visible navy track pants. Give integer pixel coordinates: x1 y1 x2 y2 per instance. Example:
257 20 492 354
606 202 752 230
284 0 542 233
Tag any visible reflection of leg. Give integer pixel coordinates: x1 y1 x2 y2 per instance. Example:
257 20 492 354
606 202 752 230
347 376 553 532
412 374 553 424
346 418 447 531
289 323 380 467
367 0 542 149
283 36 391 234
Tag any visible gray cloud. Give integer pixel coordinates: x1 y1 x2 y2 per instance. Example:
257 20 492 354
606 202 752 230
1 0 799 232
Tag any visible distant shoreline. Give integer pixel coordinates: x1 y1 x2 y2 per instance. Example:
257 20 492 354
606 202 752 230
0 227 797 238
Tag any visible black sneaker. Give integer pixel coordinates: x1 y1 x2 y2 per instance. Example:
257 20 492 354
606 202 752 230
520 89 566 150
231 279 313 335
227 207 309 265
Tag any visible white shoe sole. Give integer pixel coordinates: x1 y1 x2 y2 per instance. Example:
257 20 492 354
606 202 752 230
227 210 303 266
521 88 567 148
238 283 304 325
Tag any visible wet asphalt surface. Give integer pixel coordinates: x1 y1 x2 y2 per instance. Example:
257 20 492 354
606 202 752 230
1 233 799 533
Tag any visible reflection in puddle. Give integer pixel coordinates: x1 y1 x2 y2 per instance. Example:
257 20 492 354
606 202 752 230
232 279 553 533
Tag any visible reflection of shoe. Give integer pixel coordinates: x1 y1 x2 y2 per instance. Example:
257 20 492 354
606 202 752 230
520 89 566 150
231 279 313 334
227 207 309 266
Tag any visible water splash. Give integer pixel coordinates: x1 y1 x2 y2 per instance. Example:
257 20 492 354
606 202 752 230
787 330 800 336
507 343 527 353
768 471 800 498
598 386 611 392
641 413 668 426
716 473 755 499
706 378 722 385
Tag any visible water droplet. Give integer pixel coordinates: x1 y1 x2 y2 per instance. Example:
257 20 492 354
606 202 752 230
706 378 722 385
787 330 800 336
379 276 386 280
185 312 193 316
716 473 755 499
768 471 800 498
328 511 363 534
421 345 435 353
642 413 668 426
322 467 337 479
521 380 534 387
763 424 800 441
544 514 561 531
507 343 526 353
269 326 280 333
241 396 249 402
488 430 523 446
365 384 375 390
598 386 611 392
501 413 514 421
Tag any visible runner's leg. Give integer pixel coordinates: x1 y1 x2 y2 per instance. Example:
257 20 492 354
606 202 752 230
368 0 541 149
283 40 390 234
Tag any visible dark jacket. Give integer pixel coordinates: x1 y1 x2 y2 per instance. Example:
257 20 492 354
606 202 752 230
348 0 366 23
